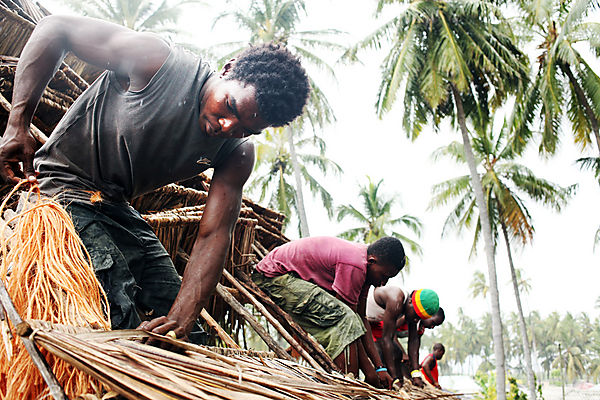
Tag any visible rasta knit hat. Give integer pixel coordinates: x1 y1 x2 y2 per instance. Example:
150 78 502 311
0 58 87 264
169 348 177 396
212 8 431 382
411 289 439 319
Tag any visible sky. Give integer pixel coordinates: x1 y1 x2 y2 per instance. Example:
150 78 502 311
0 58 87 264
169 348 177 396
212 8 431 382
42 0 600 324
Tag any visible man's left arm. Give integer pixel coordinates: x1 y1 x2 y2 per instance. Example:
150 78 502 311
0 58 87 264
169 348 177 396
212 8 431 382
139 141 255 339
358 292 393 389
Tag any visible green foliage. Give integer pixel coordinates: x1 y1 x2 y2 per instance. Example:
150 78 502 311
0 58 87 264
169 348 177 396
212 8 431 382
474 370 535 400
475 371 497 400
507 377 528 400
469 270 489 299
536 376 545 400
428 311 600 383
549 369 563 386
512 0 600 155
248 127 341 232
429 121 575 257
61 0 198 36
335 176 423 258
347 0 528 139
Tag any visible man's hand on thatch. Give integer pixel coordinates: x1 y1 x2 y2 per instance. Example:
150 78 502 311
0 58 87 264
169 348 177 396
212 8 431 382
137 316 189 349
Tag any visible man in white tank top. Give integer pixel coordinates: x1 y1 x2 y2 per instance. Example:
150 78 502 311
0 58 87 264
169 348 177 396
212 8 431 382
365 285 440 387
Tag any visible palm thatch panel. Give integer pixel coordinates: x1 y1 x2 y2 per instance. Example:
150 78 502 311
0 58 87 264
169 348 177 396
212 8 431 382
0 0 103 84
0 55 88 135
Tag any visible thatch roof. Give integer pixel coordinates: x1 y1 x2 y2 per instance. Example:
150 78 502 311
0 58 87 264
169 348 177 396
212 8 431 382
23 320 456 400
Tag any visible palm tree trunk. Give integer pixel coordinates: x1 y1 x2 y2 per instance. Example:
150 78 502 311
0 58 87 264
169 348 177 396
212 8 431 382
451 83 507 400
287 127 310 237
560 63 600 155
501 222 536 400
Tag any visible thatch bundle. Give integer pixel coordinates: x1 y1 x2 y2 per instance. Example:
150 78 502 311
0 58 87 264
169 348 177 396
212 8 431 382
20 320 458 400
0 54 86 137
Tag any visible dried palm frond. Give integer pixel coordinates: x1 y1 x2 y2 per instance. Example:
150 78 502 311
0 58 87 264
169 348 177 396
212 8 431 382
25 321 460 400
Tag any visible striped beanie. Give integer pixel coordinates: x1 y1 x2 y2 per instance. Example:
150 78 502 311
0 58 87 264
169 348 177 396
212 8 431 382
411 289 439 319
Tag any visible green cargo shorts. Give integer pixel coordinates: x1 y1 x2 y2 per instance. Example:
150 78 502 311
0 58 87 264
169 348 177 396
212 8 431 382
252 271 366 359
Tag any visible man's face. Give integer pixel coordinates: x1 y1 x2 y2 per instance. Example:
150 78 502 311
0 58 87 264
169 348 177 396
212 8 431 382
434 349 445 360
199 78 269 139
421 315 442 329
366 256 399 287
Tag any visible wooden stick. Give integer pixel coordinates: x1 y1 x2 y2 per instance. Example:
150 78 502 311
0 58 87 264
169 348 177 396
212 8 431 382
0 92 49 144
199 309 240 349
222 269 324 371
0 280 67 400
235 270 338 372
214 283 292 361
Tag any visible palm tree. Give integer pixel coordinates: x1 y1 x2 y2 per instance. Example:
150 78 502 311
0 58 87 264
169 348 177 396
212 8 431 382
469 270 489 300
249 127 342 233
576 156 600 249
211 0 344 236
429 121 574 399
512 0 600 155
509 268 531 295
61 0 197 35
336 176 423 259
347 2 529 396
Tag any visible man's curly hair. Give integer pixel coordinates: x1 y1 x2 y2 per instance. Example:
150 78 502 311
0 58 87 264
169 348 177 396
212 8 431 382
226 43 310 127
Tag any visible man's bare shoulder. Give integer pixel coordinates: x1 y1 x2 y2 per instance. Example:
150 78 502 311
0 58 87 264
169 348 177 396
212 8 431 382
212 141 256 188
375 286 405 309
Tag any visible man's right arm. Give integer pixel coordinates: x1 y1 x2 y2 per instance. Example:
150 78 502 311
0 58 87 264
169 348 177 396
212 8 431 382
407 321 425 388
380 292 403 379
0 15 169 183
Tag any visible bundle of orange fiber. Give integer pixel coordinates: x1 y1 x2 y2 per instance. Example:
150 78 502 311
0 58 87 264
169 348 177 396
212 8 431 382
0 182 111 399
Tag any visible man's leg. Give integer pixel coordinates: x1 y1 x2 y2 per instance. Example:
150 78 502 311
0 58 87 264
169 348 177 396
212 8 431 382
252 271 365 370
68 202 143 329
334 340 359 375
112 205 207 344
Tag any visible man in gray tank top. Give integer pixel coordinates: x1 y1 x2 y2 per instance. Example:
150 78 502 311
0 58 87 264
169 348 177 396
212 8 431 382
0 15 309 343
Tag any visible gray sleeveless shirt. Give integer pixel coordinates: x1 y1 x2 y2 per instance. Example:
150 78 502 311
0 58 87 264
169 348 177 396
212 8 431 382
35 46 244 203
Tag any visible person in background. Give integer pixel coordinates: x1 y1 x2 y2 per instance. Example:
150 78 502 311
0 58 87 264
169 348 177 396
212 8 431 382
369 305 445 383
366 285 440 387
252 236 406 389
421 343 445 389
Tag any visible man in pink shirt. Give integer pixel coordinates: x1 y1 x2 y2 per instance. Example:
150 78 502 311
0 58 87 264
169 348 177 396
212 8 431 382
253 236 406 389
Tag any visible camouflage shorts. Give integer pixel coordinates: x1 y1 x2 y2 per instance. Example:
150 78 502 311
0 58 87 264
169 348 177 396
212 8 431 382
252 271 366 359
